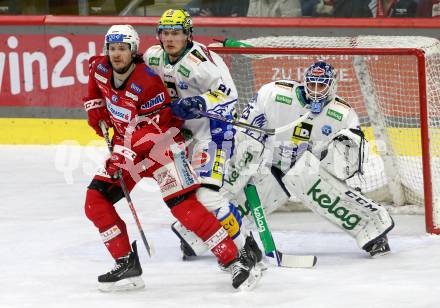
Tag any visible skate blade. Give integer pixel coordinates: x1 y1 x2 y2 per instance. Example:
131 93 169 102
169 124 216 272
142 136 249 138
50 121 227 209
218 264 231 273
369 250 391 259
238 267 262 292
98 276 145 292
255 261 268 272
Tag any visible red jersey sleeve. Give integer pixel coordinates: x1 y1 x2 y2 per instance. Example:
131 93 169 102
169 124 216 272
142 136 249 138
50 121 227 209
82 56 105 103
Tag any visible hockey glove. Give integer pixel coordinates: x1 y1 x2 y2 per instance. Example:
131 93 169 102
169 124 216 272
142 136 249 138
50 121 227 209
105 144 137 179
84 98 112 137
170 96 206 120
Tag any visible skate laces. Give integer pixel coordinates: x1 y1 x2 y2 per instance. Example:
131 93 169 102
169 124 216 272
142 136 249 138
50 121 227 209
240 244 256 267
110 255 130 273
231 260 248 279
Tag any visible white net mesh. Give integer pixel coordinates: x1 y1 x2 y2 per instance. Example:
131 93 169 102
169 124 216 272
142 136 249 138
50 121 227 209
215 36 440 232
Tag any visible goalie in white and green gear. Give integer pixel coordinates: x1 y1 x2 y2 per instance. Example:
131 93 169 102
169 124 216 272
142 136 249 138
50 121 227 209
221 61 394 257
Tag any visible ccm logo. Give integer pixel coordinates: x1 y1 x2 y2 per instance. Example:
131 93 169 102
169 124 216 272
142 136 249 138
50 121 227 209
83 99 104 111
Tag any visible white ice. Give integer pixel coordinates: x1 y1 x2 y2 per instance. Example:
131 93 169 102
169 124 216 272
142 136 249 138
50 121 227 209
1 145 439 308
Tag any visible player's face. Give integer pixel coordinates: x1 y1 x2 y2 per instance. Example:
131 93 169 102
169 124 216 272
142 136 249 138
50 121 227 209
159 29 188 59
108 43 133 74
306 81 329 100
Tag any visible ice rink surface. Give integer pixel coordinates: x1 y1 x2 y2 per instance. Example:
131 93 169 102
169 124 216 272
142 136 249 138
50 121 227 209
1 145 439 308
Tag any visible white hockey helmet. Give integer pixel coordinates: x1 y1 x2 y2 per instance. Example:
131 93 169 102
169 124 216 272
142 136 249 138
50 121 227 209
104 25 140 54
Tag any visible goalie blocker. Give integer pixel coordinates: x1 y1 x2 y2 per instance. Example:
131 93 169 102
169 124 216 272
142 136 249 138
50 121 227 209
282 150 394 252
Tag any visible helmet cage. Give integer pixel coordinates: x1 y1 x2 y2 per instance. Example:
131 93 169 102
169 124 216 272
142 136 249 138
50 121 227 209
304 61 337 113
305 76 333 102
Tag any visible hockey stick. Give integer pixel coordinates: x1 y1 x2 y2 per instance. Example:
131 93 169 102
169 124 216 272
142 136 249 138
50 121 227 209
99 121 154 257
193 109 312 136
244 182 317 268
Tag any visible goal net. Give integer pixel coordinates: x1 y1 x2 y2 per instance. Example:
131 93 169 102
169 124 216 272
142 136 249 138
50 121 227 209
212 36 440 234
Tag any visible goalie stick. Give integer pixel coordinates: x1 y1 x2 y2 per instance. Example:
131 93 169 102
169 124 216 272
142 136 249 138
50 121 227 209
99 121 154 257
194 109 312 136
244 182 317 268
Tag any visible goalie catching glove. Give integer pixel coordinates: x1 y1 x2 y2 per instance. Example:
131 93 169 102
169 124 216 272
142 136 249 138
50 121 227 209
320 128 367 181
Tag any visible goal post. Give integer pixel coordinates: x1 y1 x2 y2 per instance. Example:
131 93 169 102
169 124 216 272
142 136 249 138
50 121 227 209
211 36 440 234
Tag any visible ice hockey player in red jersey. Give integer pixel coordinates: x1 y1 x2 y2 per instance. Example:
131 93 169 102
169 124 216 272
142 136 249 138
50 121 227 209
83 24 253 291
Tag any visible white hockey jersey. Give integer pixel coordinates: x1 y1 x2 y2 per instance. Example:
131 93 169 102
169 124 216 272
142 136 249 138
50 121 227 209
143 41 238 187
240 79 361 172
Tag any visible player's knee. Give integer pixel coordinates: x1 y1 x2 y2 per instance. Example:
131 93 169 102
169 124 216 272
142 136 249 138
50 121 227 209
170 192 220 239
215 203 242 239
88 179 124 204
84 188 119 228
170 192 205 229
165 194 187 209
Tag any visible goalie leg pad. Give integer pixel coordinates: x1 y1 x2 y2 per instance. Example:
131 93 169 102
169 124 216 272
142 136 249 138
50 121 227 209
222 130 265 198
256 167 291 215
282 151 394 249
223 166 290 226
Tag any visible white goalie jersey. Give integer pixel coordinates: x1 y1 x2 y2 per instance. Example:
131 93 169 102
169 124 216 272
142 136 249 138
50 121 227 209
240 79 361 173
222 79 364 208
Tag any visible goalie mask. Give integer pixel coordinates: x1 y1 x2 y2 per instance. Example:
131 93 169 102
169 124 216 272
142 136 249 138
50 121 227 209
304 61 337 114
104 24 140 54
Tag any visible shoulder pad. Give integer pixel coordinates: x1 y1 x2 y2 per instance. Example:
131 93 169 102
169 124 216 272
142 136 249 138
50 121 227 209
144 46 162 66
334 97 351 109
89 55 101 65
274 81 294 89
190 49 207 62
89 55 107 67
148 45 162 52
90 56 111 77
196 43 214 63
326 99 352 122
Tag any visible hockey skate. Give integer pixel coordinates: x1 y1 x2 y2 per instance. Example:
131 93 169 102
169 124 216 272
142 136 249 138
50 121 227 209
179 239 197 261
228 240 262 291
364 235 391 258
218 232 265 273
171 222 198 261
245 232 267 271
98 241 145 292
